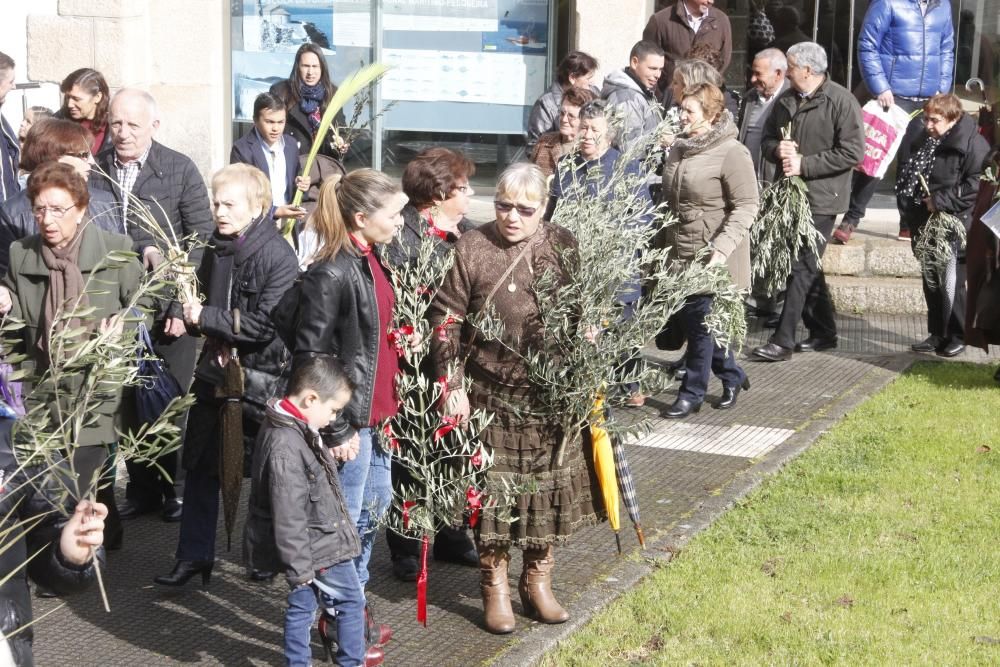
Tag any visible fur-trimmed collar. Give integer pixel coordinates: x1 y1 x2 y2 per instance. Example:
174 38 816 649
671 110 738 157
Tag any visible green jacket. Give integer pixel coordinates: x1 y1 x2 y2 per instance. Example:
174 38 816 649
4 225 147 447
761 77 865 216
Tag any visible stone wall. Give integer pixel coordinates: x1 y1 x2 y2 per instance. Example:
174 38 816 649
26 0 228 179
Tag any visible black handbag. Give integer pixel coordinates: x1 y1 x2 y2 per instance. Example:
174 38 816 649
135 322 183 425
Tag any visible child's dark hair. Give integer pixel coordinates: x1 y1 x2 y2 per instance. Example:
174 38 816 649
288 353 355 400
288 354 355 489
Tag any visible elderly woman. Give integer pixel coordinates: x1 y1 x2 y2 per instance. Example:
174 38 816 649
269 43 347 160
285 169 407 646
660 83 758 418
429 163 600 634
0 118 125 275
55 68 112 155
526 50 599 148
154 164 298 588
0 161 147 548
530 87 597 178
897 93 990 359
381 148 479 581
546 99 652 406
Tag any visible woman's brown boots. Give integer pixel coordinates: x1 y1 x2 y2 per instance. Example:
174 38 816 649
518 545 570 624
478 544 516 634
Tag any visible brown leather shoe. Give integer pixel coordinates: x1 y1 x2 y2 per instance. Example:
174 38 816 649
478 544 515 634
625 392 646 407
519 545 569 624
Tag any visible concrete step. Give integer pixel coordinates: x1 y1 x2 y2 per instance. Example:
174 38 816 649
828 275 926 315
823 238 921 278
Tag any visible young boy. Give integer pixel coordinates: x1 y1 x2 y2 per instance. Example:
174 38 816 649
244 354 381 667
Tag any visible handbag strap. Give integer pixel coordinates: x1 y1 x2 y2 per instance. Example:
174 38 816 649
483 236 536 307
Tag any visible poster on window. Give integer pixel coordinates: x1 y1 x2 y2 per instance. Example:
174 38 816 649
241 0 336 54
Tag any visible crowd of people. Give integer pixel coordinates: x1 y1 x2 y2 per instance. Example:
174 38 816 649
0 0 998 665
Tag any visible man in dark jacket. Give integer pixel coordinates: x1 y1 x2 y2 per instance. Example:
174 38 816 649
833 0 955 243
642 0 732 99
93 88 214 522
752 42 865 362
0 52 19 204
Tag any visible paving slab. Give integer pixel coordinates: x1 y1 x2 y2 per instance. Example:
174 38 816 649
30 314 998 667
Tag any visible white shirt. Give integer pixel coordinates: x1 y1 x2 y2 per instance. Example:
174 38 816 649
257 129 288 207
683 1 708 33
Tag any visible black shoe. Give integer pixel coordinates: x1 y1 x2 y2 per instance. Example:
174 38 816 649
911 335 943 353
936 340 966 358
249 569 277 582
154 560 214 588
433 537 478 567
665 398 702 419
35 585 59 599
118 499 160 520
162 498 183 522
391 555 419 582
764 314 780 328
795 336 838 352
716 377 750 410
752 342 792 362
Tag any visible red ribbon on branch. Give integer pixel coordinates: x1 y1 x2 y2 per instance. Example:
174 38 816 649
434 375 449 407
433 315 458 341
416 535 430 626
470 447 483 468
466 486 483 528
432 415 460 442
402 500 417 530
387 324 414 356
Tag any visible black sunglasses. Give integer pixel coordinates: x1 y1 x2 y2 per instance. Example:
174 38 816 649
494 201 538 217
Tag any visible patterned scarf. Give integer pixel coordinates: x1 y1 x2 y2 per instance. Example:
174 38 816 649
897 134 941 209
298 81 326 133
38 231 89 358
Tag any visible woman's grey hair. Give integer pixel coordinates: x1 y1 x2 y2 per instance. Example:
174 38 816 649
674 59 724 88
496 162 548 204
578 99 619 142
786 42 828 75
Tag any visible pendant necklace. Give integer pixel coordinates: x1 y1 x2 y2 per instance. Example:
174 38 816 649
507 244 534 293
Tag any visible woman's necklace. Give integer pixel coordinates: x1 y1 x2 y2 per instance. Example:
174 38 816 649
507 243 534 293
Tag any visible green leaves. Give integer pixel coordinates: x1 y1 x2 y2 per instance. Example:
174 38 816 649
750 175 822 296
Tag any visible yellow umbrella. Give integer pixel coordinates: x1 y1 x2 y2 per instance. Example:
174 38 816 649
590 395 622 552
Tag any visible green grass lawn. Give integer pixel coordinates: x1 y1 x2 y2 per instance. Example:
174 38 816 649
542 362 1000 666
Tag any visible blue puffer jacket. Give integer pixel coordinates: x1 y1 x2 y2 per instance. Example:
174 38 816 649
858 0 954 99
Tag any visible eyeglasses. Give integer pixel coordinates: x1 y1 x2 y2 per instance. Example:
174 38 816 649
559 110 580 120
494 201 538 217
64 151 91 161
32 205 74 219
455 185 472 194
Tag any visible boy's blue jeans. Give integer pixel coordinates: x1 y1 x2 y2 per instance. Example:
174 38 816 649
284 561 365 666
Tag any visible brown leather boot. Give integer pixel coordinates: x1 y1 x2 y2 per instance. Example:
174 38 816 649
519 545 569 624
478 543 515 634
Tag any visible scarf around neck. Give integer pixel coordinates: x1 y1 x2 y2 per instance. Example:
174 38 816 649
38 229 89 357
298 81 326 133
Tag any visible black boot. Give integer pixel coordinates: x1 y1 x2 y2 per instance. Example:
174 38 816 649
153 560 214 587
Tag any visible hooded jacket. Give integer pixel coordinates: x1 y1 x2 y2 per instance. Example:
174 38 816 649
244 401 360 588
859 0 955 99
601 68 663 144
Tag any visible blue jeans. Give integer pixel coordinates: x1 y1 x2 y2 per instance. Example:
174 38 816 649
284 561 366 667
678 295 745 403
338 427 391 590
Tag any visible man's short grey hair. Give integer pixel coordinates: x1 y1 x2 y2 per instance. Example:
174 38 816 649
786 42 828 75
754 48 787 73
112 88 160 121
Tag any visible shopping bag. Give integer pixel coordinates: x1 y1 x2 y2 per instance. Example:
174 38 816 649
135 322 183 425
857 100 913 179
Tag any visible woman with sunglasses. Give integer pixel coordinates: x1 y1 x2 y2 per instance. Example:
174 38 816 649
0 118 126 275
429 162 601 635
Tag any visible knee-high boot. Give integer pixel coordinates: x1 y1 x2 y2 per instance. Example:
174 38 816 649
478 543 515 634
519 544 569 624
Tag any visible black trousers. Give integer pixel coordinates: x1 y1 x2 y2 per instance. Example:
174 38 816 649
771 213 838 349
385 456 473 559
124 330 198 507
72 445 121 541
906 214 967 341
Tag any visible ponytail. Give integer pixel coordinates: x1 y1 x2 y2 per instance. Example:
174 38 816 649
312 169 402 262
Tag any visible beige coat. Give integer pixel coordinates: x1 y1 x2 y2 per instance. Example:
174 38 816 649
660 113 758 291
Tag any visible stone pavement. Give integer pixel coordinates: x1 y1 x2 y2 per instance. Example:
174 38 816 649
32 314 997 667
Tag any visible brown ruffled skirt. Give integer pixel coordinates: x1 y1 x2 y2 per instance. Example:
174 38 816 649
470 383 604 549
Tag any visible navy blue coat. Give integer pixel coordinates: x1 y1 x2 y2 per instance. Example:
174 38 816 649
0 116 19 204
229 130 299 207
859 0 954 99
